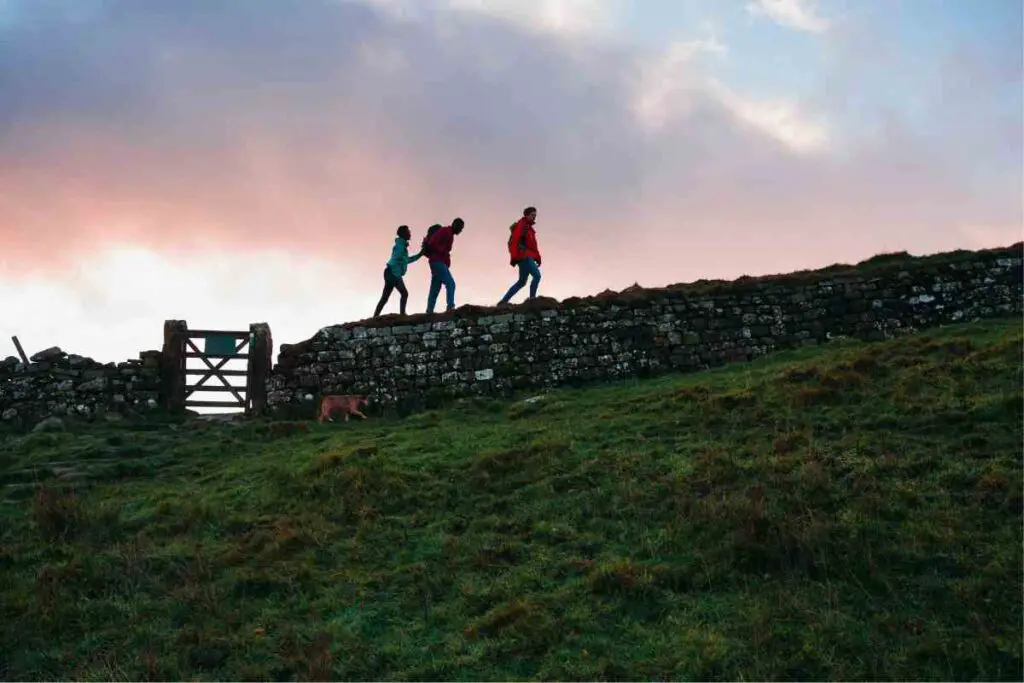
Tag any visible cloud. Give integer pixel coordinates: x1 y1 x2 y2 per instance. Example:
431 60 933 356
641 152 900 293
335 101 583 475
0 0 1018 304
745 0 829 33
709 80 830 153
357 0 617 38
0 246 375 373
445 0 616 37
632 33 728 132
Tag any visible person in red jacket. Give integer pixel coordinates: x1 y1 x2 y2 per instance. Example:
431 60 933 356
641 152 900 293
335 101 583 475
423 217 465 314
498 206 542 305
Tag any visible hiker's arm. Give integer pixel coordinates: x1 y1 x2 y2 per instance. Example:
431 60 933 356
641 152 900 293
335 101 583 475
408 251 423 263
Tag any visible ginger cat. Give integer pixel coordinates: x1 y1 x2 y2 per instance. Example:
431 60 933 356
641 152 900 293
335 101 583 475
317 394 370 423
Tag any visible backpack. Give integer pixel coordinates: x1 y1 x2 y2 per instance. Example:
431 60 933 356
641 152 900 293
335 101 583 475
508 221 528 266
422 224 443 257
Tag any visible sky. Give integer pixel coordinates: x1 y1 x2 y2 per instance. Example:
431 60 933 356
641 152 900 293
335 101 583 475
0 0 1021 381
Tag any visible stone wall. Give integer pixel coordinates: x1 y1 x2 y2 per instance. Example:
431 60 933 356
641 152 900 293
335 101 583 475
1 244 1019 427
267 243 1023 415
0 346 164 429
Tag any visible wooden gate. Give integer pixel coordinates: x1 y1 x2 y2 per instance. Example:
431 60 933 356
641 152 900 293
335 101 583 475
161 320 273 414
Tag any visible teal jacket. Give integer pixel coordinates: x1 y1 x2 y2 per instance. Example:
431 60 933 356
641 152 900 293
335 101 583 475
386 237 421 278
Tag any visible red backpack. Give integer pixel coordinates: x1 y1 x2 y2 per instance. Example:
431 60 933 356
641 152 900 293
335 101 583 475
507 221 527 266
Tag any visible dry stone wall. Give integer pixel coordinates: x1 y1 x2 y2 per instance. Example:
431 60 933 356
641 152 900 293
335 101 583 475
267 244 1023 415
1 244 1018 427
0 346 164 429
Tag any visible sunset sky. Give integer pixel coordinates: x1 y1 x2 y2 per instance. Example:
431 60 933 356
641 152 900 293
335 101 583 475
1 0 1021 372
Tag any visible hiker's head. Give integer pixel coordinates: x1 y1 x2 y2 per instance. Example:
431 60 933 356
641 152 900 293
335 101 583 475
523 206 537 224
397 225 411 241
452 217 465 234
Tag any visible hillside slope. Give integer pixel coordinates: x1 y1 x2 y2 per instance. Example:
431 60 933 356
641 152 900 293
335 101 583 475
1 319 1022 681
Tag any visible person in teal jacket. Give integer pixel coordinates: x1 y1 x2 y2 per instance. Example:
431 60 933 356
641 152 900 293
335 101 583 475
373 225 423 317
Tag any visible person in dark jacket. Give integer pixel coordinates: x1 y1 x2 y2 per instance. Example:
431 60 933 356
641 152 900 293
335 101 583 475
498 206 542 305
373 225 422 317
423 217 464 314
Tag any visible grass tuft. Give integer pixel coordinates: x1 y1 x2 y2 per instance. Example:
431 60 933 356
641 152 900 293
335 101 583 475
30 484 86 541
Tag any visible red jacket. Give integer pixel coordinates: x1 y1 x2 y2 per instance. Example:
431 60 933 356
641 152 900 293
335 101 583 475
508 217 541 266
426 225 455 267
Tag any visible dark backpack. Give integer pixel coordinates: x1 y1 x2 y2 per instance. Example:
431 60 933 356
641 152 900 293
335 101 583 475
422 224 443 257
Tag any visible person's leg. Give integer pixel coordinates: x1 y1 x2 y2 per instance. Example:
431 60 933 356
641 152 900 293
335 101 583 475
394 277 409 316
498 261 530 305
426 262 443 313
439 263 456 311
373 268 396 317
523 258 542 299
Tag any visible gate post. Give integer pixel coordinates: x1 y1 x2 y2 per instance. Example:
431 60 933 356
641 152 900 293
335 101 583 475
248 322 272 415
162 319 188 413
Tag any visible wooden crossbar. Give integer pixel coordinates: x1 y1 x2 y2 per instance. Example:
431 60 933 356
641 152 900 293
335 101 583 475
185 399 246 409
185 368 248 377
188 385 246 393
186 329 250 339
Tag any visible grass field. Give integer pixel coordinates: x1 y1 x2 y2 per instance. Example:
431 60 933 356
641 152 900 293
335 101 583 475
1 319 1021 681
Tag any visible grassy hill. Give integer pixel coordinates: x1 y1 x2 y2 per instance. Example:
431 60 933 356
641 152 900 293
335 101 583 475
1 319 1021 681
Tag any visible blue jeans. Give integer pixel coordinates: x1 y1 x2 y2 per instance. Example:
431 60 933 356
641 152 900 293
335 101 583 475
427 261 456 313
499 258 541 304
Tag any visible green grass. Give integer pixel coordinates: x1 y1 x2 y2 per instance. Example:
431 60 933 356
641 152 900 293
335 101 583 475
1 319 1022 681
